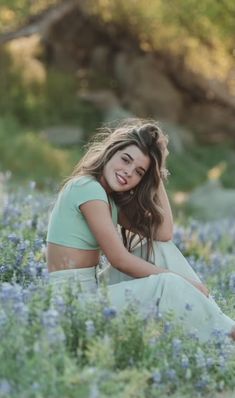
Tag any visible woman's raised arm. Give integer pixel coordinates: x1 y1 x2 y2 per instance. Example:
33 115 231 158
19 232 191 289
118 180 173 242
80 200 168 278
154 179 174 241
81 200 209 297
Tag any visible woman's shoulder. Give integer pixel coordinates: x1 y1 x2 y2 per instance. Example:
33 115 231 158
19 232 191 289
70 175 103 190
64 175 108 200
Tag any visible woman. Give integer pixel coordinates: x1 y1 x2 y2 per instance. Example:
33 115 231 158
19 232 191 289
47 119 235 342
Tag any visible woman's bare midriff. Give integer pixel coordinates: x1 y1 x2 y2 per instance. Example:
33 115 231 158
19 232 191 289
47 242 100 272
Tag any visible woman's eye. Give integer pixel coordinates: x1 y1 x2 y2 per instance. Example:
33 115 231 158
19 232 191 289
122 157 129 163
136 170 143 177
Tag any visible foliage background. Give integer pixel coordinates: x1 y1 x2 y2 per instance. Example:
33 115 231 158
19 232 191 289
1 3 235 397
0 0 235 200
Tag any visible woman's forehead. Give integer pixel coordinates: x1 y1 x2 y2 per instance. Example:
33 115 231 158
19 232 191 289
120 145 146 156
119 145 150 167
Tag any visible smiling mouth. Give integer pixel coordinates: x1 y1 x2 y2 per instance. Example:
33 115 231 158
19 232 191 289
116 173 127 185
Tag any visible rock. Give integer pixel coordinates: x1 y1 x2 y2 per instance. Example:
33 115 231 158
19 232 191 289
186 180 235 220
79 90 194 153
183 103 235 144
79 90 135 125
158 120 195 154
5 0 234 144
114 53 183 122
79 89 194 153
40 125 84 146
90 46 112 75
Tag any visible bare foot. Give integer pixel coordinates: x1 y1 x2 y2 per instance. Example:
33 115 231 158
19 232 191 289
229 327 235 341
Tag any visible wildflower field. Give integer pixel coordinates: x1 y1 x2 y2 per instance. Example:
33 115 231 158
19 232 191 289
0 182 235 398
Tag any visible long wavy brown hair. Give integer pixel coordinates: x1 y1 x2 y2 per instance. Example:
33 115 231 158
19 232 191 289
63 119 169 261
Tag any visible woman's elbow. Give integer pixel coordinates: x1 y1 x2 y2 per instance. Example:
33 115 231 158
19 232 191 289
161 236 173 242
107 250 129 271
106 249 127 268
155 232 173 242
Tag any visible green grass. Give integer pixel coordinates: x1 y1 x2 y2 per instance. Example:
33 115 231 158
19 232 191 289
167 144 235 192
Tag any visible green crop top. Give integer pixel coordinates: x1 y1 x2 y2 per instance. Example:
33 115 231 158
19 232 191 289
47 176 118 250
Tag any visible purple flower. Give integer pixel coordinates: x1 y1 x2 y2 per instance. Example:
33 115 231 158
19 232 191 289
165 368 177 381
185 303 193 311
152 369 162 384
0 265 8 274
218 355 226 369
229 273 235 293
42 308 59 328
13 302 28 323
33 238 43 250
195 348 206 368
195 373 211 390
211 328 227 343
206 357 214 368
18 240 30 253
181 354 189 369
51 295 66 313
0 379 11 395
172 338 182 355
103 307 117 320
0 283 23 303
8 233 20 245
164 321 172 333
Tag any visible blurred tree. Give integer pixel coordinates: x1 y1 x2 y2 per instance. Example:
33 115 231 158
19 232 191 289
91 0 235 50
0 0 60 33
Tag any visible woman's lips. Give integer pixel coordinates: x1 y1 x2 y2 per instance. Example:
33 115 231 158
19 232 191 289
116 173 127 185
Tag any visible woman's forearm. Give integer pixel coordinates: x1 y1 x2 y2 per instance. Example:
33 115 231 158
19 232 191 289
112 250 170 278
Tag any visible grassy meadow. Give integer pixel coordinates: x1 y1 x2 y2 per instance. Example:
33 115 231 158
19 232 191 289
0 1 235 396
0 181 235 397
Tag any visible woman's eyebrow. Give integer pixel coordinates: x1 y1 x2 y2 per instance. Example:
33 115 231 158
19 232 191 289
123 153 146 172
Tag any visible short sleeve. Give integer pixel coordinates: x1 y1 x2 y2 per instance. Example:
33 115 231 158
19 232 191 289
70 177 108 210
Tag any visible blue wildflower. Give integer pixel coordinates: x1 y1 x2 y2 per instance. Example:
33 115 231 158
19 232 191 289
195 373 211 390
195 348 206 368
163 321 172 333
181 354 189 369
229 273 235 293
172 338 182 355
42 308 59 328
185 303 193 311
8 233 20 245
165 368 177 381
103 307 117 320
206 357 214 368
152 369 162 384
0 379 11 396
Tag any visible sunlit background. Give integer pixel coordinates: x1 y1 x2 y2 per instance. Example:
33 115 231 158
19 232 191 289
1 4 235 396
0 0 235 220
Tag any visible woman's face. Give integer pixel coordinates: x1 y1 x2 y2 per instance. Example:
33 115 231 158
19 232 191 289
100 145 150 193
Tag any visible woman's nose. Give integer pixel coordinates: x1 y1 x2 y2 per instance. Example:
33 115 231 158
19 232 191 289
124 167 132 177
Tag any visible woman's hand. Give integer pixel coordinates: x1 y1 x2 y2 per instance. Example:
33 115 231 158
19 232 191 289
158 135 169 166
186 278 210 298
157 136 170 180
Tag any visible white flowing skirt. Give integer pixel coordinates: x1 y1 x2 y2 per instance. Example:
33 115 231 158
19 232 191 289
49 240 235 342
